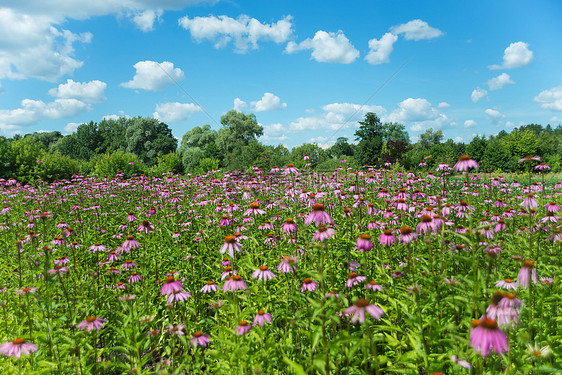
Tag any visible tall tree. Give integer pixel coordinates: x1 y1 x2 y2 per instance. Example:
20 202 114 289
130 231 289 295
354 112 384 166
125 117 177 166
216 110 263 169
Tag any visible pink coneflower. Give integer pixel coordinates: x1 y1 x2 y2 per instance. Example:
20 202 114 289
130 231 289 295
118 294 137 301
346 272 367 287
540 211 560 224
470 317 508 357
167 290 192 304
107 251 120 262
356 234 374 252
126 212 137 222
283 163 300 176
325 290 340 298
54 256 70 265
47 265 68 276
399 226 417 244
243 202 266 216
344 299 384 324
544 201 560 213
220 266 235 280
252 265 275 281
451 355 471 369
521 194 538 209
253 310 272 326
365 280 384 291
300 278 318 292
495 278 517 290
128 272 142 283
235 321 252 336
121 235 141 253
0 338 38 359
281 219 297 235
453 155 479 171
88 243 106 253
15 287 37 295
120 260 137 269
220 235 242 258
161 276 183 295
190 331 210 347
278 255 298 273
379 229 396 246
201 281 218 293
518 155 541 163
137 220 154 234
312 225 336 242
167 323 185 335
77 316 106 332
517 261 538 288
304 203 334 226
224 275 247 292
416 215 433 235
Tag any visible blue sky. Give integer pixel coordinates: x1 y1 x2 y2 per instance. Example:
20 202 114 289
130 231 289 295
1 0 561 148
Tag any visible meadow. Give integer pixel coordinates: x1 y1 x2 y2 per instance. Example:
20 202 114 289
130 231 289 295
0 157 560 374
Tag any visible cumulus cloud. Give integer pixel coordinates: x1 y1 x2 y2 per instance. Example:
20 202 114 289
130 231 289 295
48 79 107 103
534 85 562 111
233 98 247 111
153 102 202 123
390 19 443 41
471 87 488 103
489 41 533 70
131 9 163 32
178 14 293 53
289 102 385 132
549 116 562 124
64 122 83 133
464 120 477 128
0 98 91 135
386 98 451 132
487 73 515 91
251 92 287 112
0 8 92 82
365 32 398 65
285 30 359 64
121 61 184 91
485 108 505 124
438 102 451 109
260 122 288 143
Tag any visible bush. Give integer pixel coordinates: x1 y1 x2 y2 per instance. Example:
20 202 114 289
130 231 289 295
93 151 147 179
152 152 184 176
36 153 80 182
199 157 220 173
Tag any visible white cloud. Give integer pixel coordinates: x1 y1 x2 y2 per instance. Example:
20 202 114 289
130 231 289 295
48 79 107 103
178 14 293 53
489 41 533 69
365 32 397 65
485 108 505 124
534 86 562 111
289 102 385 132
505 121 516 128
471 87 488 103
121 61 184 91
131 9 163 32
64 122 83 133
386 98 451 132
464 119 477 128
438 102 451 108
260 122 288 143
0 8 92 82
285 30 359 64
454 136 463 142
390 19 443 41
233 98 247 111
153 102 202 123
251 92 287 112
487 73 515 91
549 116 562 124
103 113 130 121
0 98 91 134
306 136 333 149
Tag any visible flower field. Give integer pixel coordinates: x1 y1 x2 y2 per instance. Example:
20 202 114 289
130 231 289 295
0 159 561 374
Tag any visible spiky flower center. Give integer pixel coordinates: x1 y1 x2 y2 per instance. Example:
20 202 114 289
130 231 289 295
12 338 25 345
348 272 357 279
522 260 535 268
354 298 370 308
164 276 175 284
421 215 432 223
258 310 266 315
232 275 242 281
384 229 393 236
239 321 248 326
303 278 312 284
224 235 236 244
312 203 325 211
250 202 259 209
259 265 269 271
459 154 471 161
400 226 413 235
359 234 371 240
193 331 203 337
86 316 97 323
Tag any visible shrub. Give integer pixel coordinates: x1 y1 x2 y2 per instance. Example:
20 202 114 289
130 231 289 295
93 151 147 178
36 153 80 182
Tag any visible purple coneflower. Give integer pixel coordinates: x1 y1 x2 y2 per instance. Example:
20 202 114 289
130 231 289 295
243 202 266 216
235 321 252 336
120 260 137 269
137 220 154 234
200 281 218 293
346 272 366 287
121 235 140 253
344 299 384 324
281 219 297 235
356 234 374 252
312 225 336 242
251 265 275 281
518 155 541 163
470 316 508 357
161 276 183 295
378 229 395 246
365 280 384 291
253 310 272 326
224 275 247 291
190 331 210 347
283 163 300 176
325 290 340 298
0 338 38 359
416 215 433 235
88 243 106 253
398 226 417 244
495 278 517 290
126 212 137 222
453 155 479 171
167 324 185 335
47 265 69 276
300 278 318 292
517 260 538 288
451 355 471 369
167 290 192 304
520 193 538 209
15 287 37 295
128 272 142 283
278 255 298 273
304 203 334 226
77 316 106 332
220 235 242 258
54 256 70 265
544 201 560 213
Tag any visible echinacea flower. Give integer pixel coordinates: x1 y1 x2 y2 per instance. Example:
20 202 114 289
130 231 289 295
0 338 38 359
220 235 242 258
235 321 252 336
190 331 210 347
470 316 508 357
167 324 185 335
346 272 366 287
399 226 417 244
160 276 183 295
495 278 518 290
343 298 384 324
200 281 218 293
277 256 298 273
355 234 374 252
167 290 192 304
253 310 272 326
517 260 538 288
312 225 336 242
304 203 334 226
451 355 471 369
77 316 106 332
379 230 395 246
300 278 317 292
251 265 275 281
453 155 479 172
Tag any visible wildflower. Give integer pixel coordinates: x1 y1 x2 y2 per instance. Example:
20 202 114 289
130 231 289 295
0 338 38 359
120 260 137 269
470 317 508 357
220 235 242 258
304 203 334 226
517 260 538 288
251 265 275 281
167 324 185 335
520 194 538 209
253 310 272 326
88 243 106 253
235 321 252 336
118 294 137 301
243 202 266 216
47 265 69 276
325 290 340 298
453 155 479 171
495 278 517 290
518 155 541 163
451 355 471 369
128 272 142 283
346 272 366 287
77 316 107 332
399 226 417 244
281 218 297 235
278 255 298 273
416 215 434 235
167 290 192 304
544 201 560 213
379 229 396 246
365 280 384 291
137 220 154 234
312 225 336 242
540 277 554 285
126 212 137 222
283 163 300 176
15 287 37 295
121 235 141 252
356 234 374 252
300 278 318 292
190 331 210 347
200 281 218 293
527 343 551 359
160 276 183 295
224 275 247 292
344 298 384 324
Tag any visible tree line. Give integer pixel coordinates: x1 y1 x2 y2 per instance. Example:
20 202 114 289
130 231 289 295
0 111 560 183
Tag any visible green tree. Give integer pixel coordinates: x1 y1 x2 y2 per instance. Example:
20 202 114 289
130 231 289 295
329 137 354 158
418 128 443 150
179 124 219 170
125 117 177 166
354 112 384 166
216 111 263 169
466 135 487 163
26 131 63 151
